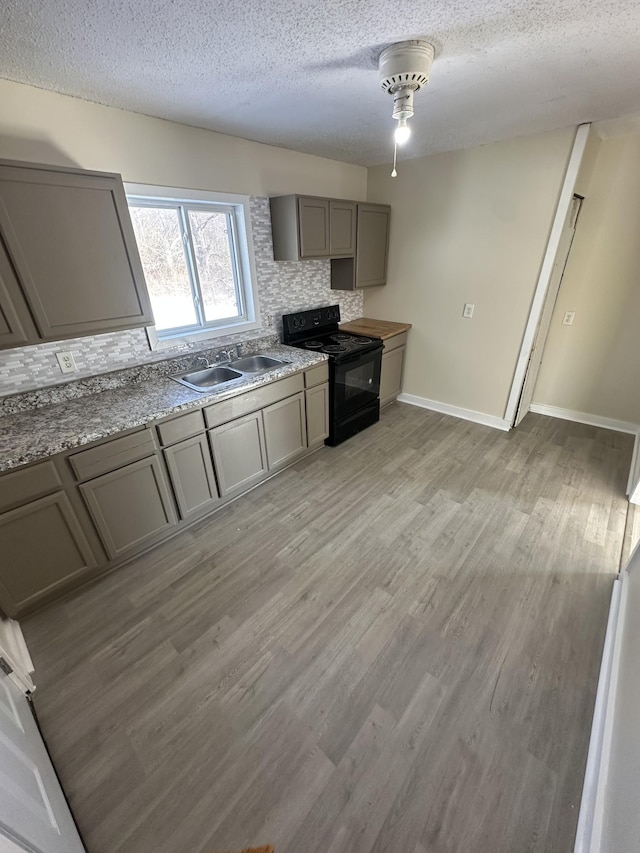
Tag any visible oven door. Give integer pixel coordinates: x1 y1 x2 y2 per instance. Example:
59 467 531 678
331 346 383 421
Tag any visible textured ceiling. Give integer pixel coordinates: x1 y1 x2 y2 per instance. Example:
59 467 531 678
1 0 639 166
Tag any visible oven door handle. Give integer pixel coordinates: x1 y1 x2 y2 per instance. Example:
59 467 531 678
335 346 383 366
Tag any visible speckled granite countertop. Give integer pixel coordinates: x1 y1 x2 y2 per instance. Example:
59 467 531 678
0 345 327 473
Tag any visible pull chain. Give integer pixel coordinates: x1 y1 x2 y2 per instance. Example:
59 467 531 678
391 140 398 177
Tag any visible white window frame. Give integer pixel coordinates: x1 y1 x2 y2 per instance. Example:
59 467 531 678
125 183 260 350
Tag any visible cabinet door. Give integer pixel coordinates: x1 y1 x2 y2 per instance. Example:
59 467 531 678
263 391 307 469
0 162 153 341
0 239 38 349
305 383 329 446
356 203 391 287
80 456 177 560
164 434 219 520
298 197 330 258
329 200 357 257
380 346 406 407
209 411 268 496
0 492 97 617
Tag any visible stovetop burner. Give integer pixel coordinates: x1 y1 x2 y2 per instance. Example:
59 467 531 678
282 305 384 362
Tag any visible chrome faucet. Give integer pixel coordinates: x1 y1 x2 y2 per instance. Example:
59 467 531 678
196 356 213 369
217 348 235 363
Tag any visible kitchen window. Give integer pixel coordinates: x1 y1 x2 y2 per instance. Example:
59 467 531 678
125 184 260 347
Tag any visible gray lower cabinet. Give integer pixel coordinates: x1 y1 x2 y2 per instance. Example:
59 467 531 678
0 491 97 616
305 383 329 446
0 159 152 348
380 343 406 407
163 434 219 520
262 391 307 469
209 411 268 497
80 456 177 560
0 365 329 615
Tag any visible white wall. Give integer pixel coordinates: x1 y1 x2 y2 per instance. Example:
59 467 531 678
364 128 575 420
533 132 640 426
0 79 367 199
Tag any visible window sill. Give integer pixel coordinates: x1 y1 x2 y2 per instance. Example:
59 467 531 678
146 319 263 351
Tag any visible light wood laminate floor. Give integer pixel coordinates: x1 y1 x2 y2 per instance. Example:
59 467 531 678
23 406 634 853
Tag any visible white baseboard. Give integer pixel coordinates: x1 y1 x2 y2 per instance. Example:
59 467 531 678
397 393 511 432
529 403 639 435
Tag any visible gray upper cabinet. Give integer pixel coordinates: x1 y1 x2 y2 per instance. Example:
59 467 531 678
270 194 357 261
331 202 392 291
329 200 357 257
0 241 39 348
355 203 391 288
0 160 153 347
298 197 330 258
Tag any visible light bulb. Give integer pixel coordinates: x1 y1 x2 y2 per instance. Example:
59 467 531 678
394 118 411 145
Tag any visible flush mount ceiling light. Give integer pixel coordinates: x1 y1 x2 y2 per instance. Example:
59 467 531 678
379 39 435 176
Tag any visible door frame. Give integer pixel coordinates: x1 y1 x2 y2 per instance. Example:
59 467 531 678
0 618 34 695
513 193 583 426
504 123 591 427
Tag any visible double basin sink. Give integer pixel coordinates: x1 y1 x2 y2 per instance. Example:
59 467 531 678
172 355 288 392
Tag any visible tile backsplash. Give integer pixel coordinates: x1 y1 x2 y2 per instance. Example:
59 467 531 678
0 197 363 397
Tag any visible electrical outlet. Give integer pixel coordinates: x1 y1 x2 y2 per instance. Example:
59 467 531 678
463 303 475 319
56 351 78 374
562 311 576 326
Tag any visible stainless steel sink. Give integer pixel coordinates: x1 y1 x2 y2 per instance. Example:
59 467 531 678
229 355 286 372
172 366 243 392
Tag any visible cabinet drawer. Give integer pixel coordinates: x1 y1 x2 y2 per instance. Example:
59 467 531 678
156 409 205 446
0 460 62 513
204 374 304 428
69 428 157 481
383 332 408 353
304 362 329 388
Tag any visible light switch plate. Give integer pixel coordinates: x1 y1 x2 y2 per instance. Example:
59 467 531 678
463 303 475 319
562 311 576 326
56 351 78 374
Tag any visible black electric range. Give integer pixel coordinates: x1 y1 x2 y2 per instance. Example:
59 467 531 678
282 305 383 446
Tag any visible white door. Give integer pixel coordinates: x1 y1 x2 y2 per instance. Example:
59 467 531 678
514 194 583 426
0 664 85 852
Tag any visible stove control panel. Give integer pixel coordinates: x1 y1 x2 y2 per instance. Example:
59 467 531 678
282 305 341 341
